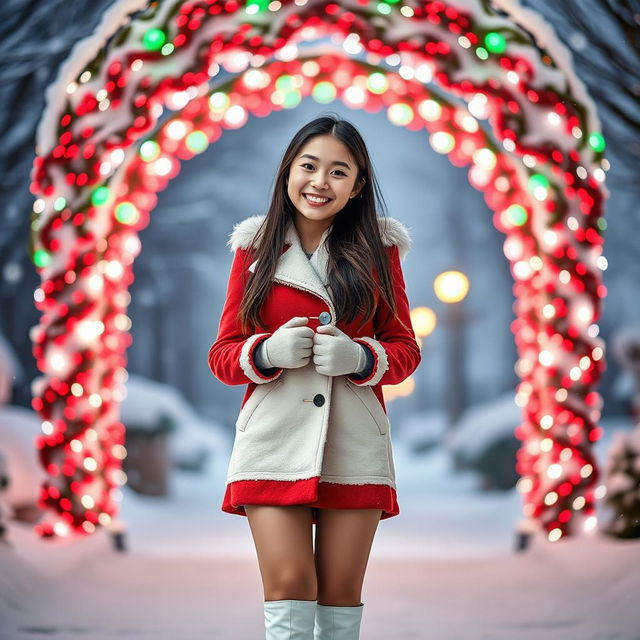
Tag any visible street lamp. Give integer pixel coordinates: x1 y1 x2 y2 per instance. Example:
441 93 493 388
434 270 469 431
409 306 437 411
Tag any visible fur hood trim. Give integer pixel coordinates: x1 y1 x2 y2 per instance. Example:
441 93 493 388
227 214 413 261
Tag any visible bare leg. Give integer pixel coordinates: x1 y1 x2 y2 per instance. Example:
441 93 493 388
244 504 317 602
314 508 382 606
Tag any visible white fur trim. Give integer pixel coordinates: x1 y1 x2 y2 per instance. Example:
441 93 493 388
228 215 413 261
239 333 282 384
353 337 389 386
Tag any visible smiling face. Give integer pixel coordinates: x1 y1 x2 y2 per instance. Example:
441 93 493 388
287 134 364 227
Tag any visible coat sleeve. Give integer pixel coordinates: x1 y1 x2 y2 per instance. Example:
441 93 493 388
208 247 283 385
346 244 421 387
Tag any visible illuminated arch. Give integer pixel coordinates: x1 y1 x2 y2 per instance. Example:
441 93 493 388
29 0 608 542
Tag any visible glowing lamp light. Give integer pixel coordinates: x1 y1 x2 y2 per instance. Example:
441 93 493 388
185 130 208 153
588 132 606 153
418 99 442 122
223 105 247 128
209 92 230 112
115 202 139 225
367 72 388 94
503 235 524 261
484 31 506 54
48 349 70 373
430 131 455 154
472 148 497 170
343 86 366 106
410 306 437 337
166 120 188 140
388 103 413 126
33 249 51 268
105 260 124 280
468 93 490 119
469 165 491 189
434 271 469 304
142 28 165 52
152 157 173 176
53 197 66 211
243 69 269 90
312 81 336 103
75 319 105 345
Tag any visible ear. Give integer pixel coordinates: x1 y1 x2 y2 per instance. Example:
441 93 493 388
350 178 365 198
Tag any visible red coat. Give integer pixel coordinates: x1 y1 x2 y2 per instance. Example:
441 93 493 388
208 214 421 522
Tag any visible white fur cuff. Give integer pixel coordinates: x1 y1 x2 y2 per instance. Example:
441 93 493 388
239 334 282 384
352 337 389 386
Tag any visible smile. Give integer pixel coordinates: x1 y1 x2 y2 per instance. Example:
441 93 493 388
303 193 332 205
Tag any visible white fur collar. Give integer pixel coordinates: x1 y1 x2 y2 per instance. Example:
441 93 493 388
227 214 412 261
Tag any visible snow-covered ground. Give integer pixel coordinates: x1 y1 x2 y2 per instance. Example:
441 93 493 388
1 416 639 639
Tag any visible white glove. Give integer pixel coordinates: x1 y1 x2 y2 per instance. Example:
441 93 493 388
312 324 367 377
261 317 314 369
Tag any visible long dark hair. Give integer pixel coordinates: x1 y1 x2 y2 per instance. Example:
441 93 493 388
238 113 402 335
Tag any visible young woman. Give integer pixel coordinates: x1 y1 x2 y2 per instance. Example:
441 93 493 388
208 114 421 639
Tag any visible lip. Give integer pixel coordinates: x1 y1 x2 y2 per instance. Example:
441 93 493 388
302 193 333 206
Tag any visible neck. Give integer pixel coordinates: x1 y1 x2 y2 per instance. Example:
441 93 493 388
293 212 334 253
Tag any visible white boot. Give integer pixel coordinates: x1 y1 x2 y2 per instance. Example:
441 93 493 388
264 599 317 639
314 602 364 639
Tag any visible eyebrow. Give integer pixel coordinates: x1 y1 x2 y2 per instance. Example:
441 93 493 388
299 153 351 170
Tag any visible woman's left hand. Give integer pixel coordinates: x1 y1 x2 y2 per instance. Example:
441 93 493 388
312 324 366 377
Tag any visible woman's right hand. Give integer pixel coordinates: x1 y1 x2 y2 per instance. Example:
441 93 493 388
262 317 314 369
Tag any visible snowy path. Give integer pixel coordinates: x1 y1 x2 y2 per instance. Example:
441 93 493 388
2 423 639 639
2 527 639 640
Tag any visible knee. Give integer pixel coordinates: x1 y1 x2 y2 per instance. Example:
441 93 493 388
265 567 317 602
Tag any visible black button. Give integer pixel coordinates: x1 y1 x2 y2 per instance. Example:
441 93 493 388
313 394 325 407
318 311 332 325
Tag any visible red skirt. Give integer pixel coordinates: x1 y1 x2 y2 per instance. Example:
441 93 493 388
221 476 399 525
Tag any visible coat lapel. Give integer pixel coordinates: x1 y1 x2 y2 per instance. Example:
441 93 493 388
229 213 413 313
248 221 336 312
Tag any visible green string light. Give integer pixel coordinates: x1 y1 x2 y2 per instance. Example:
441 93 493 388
91 186 111 207
275 75 295 92
143 29 166 52
245 0 269 13
377 2 391 14
484 32 506 54
33 249 51 268
185 131 208 153
312 82 336 104
475 47 489 60
588 132 606 153
115 202 139 225
505 204 527 226
282 91 302 109
53 197 66 212
528 173 549 192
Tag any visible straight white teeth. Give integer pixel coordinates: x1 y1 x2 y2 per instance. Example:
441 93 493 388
304 194 330 203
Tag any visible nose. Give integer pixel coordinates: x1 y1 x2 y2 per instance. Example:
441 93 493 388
311 171 329 189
